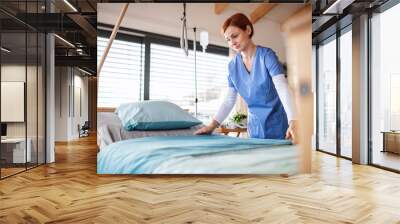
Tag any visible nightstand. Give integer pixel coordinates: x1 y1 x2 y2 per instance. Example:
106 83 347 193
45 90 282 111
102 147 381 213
215 126 247 137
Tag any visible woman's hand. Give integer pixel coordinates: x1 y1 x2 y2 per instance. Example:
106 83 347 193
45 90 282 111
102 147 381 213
194 125 215 135
285 120 298 143
194 119 219 135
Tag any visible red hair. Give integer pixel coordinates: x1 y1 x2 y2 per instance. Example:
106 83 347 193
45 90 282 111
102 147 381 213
221 13 254 38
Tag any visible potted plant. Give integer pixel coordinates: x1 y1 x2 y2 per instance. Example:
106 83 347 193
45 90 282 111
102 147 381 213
230 112 247 128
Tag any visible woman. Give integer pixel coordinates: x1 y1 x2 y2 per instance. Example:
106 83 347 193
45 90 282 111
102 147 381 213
195 13 297 141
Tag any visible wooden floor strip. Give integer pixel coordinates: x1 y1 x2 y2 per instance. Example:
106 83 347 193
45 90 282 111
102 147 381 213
0 135 399 223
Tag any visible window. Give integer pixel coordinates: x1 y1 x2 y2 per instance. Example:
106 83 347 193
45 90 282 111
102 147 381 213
97 29 230 120
390 74 400 130
316 28 352 159
149 44 196 110
371 2 400 171
312 45 317 150
317 37 337 154
340 29 352 158
149 43 229 120
97 36 145 107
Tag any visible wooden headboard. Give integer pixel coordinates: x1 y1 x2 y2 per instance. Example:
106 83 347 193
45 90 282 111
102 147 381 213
97 107 116 113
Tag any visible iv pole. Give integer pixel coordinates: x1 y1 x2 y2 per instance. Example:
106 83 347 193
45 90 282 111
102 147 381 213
193 27 198 118
193 28 208 118
180 3 197 116
180 3 188 56
181 3 204 118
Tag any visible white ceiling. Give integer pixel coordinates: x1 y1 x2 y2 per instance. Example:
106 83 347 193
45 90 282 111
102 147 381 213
98 3 306 62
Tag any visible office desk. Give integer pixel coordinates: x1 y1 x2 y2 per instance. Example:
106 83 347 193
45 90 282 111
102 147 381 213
381 131 400 154
1 138 32 163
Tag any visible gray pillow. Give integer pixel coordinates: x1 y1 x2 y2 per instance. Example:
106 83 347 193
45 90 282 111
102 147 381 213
116 101 202 131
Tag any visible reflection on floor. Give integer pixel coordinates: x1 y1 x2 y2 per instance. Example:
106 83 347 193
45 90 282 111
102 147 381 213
373 150 400 171
0 162 41 178
0 167 25 177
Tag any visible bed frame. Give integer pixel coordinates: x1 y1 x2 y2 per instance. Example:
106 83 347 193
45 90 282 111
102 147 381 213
97 107 116 113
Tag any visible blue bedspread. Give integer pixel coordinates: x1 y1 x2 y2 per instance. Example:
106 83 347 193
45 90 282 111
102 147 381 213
97 135 298 174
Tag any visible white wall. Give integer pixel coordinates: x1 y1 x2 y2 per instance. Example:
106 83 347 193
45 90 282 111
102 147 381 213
55 66 69 141
54 67 89 141
98 3 291 62
1 65 35 137
1 63 46 164
1 65 26 139
76 74 89 124
72 73 89 138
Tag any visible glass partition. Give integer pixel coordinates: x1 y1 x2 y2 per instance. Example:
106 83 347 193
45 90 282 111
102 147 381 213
1 31 28 177
27 31 38 169
0 1 46 179
38 32 45 165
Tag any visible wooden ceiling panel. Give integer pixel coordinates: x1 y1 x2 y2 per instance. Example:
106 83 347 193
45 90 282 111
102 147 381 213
250 3 277 24
214 3 229 15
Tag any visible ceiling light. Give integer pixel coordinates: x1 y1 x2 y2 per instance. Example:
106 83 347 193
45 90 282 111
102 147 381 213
54 34 75 48
63 0 78 12
323 0 355 15
76 48 84 55
1 47 11 53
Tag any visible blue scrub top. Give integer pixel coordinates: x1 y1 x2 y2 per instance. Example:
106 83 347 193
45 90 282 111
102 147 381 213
227 46 288 139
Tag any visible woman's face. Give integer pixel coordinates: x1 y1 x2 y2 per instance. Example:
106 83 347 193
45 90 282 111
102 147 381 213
224 25 252 52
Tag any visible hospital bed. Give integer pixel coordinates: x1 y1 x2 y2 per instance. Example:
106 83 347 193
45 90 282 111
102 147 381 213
97 103 299 174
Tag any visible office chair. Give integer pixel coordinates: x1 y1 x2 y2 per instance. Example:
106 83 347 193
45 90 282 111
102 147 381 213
79 121 90 138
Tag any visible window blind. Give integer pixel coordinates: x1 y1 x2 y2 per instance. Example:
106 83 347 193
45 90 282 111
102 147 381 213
97 36 144 107
149 43 230 119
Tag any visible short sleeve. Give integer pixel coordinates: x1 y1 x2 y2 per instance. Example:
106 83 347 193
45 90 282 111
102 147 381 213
227 60 235 88
264 49 285 77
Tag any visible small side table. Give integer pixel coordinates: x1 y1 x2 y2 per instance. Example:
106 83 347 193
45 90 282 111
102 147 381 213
216 126 247 137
